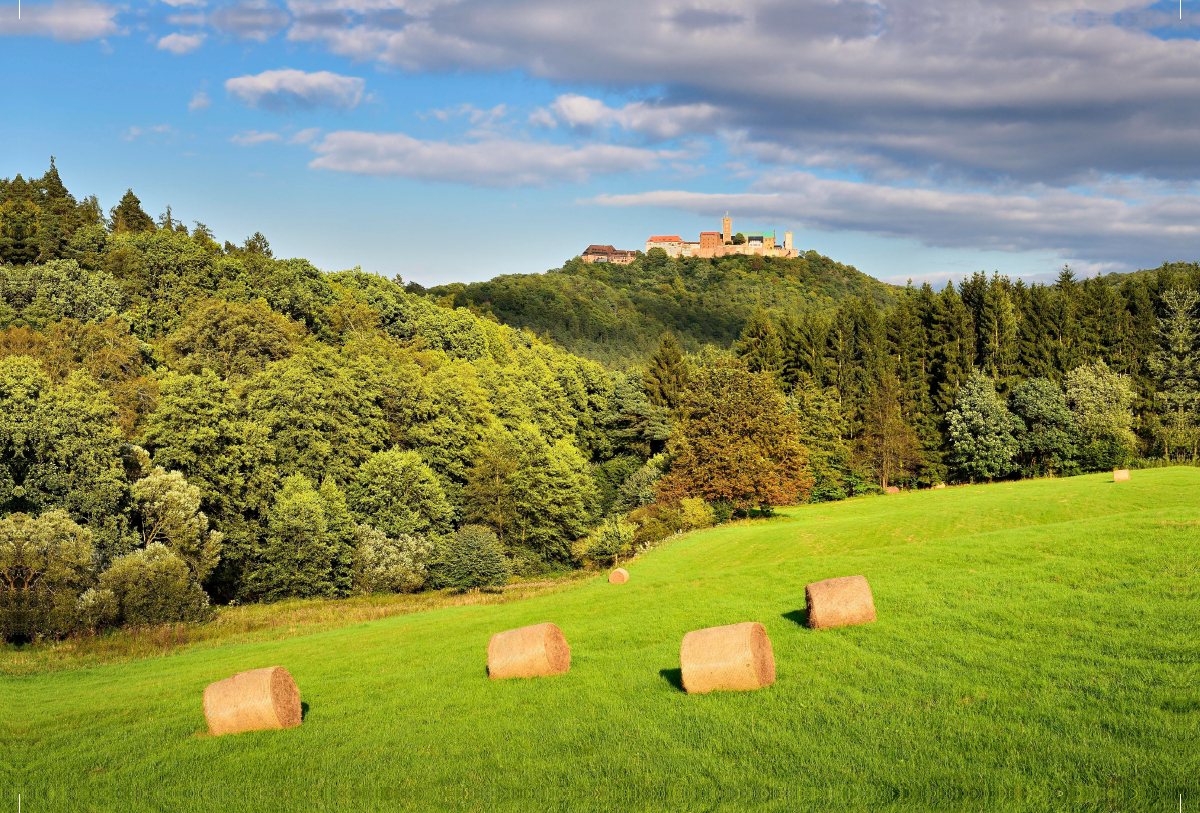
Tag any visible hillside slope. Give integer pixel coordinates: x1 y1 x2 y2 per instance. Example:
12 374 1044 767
425 251 898 367
7 468 1196 810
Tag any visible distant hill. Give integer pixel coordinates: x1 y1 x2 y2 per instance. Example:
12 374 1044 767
424 250 899 367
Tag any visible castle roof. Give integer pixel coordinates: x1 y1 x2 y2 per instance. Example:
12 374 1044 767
584 245 616 254
647 235 682 242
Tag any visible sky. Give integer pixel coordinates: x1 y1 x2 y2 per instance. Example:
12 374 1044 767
3 0 1200 287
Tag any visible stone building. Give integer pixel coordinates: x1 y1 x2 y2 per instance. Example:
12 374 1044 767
645 217 798 259
581 244 638 264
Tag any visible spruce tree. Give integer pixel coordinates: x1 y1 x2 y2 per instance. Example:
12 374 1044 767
643 333 690 411
109 189 155 233
1148 289 1200 460
735 308 784 379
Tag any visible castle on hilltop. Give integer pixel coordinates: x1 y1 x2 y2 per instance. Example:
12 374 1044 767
580 214 798 264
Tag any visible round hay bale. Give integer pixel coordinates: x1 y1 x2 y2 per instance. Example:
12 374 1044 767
933 483 947 490
1113 469 1131 482
608 568 629 584
806 575 876 630
679 622 775 694
885 486 900 494
203 666 301 736
487 622 570 680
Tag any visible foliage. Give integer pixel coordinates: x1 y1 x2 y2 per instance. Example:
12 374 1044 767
1065 361 1138 470
0 511 95 640
658 363 814 510
1147 288 1200 460
642 333 689 410
677 497 715 530
583 517 637 566
1009 378 1078 476
98 542 211 626
431 525 511 589
132 466 223 580
348 449 455 538
351 524 434 594
946 370 1022 482
249 475 354 601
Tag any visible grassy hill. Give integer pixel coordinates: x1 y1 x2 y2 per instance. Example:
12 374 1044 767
423 251 898 368
6 469 1197 811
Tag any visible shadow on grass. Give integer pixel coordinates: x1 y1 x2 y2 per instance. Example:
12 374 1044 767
301 702 310 720
658 668 684 692
782 609 809 628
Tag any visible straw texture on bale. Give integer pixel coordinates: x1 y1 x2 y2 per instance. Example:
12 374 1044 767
203 666 301 736
1114 469 1131 482
885 486 900 494
679 622 775 694
487 622 570 680
806 575 876 630
608 568 629 584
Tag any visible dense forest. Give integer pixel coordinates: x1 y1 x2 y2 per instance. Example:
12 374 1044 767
423 250 897 367
1 161 1198 644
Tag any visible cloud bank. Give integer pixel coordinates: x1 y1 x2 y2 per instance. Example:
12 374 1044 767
225 68 365 111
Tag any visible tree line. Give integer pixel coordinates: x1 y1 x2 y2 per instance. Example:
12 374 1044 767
1 162 1196 643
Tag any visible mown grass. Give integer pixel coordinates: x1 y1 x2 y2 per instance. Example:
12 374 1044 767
4 470 1197 811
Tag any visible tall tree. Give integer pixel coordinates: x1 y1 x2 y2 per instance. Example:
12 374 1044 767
109 189 155 233
643 332 690 411
946 370 1022 482
1147 289 1200 461
735 308 784 379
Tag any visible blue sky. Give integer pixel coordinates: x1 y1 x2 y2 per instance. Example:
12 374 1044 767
4 0 1200 287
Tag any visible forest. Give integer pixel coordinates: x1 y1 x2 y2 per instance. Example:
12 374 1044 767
1 160 1198 643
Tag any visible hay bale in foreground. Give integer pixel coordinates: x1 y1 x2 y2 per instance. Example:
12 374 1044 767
608 568 629 584
806 575 876 630
885 486 900 494
679 622 775 694
1114 469 1131 482
203 666 301 736
487 622 570 680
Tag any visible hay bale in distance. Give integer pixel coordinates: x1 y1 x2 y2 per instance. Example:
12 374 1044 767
679 622 775 694
933 483 947 490
885 486 900 494
1114 469 1131 482
806 575 876 630
487 622 570 680
608 568 629 584
203 666 301 736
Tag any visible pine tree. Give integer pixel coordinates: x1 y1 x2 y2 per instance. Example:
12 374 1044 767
109 189 154 233
978 274 1018 389
643 333 689 411
1147 289 1200 461
734 308 784 379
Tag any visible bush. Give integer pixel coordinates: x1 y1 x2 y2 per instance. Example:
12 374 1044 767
0 511 96 641
584 518 637 566
351 524 434 594
75 587 118 633
98 543 211 626
627 504 682 550
431 525 511 590
678 497 714 531
613 454 668 514
710 500 735 524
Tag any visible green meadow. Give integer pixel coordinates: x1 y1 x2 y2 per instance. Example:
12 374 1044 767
4 469 1197 812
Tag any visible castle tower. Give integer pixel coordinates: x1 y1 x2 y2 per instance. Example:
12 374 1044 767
722 212 731 243
783 231 793 251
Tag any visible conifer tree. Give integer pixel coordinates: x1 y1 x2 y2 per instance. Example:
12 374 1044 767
1148 288 1200 460
109 189 154 233
735 308 784 379
643 332 689 411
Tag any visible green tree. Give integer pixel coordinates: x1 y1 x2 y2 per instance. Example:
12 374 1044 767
0 511 96 641
734 308 784 379
98 543 211 625
1065 361 1137 470
1147 289 1200 461
658 363 813 510
351 524 434 594
250 474 343 600
643 333 690 411
946 370 1022 482
1009 378 1078 476
131 467 223 581
348 448 454 538
858 371 921 489
430 525 511 589
109 189 155 234
162 298 302 380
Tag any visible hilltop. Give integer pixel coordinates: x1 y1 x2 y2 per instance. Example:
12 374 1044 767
423 250 898 368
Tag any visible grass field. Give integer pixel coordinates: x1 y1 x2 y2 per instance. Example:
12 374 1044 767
4 469 1198 811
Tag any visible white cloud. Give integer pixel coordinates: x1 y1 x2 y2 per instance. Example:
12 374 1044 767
0 0 120 41
593 172 1200 268
225 68 365 111
210 0 288 41
548 94 722 140
123 124 174 141
160 0 206 6
289 127 322 144
157 31 206 53
230 130 283 145
307 131 672 186
189 90 211 111
168 12 208 24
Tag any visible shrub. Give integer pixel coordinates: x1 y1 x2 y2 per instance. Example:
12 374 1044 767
351 524 434 594
0 511 96 641
431 525 511 590
628 504 682 550
584 518 637 565
98 543 211 626
614 454 668 514
678 497 714 531
710 500 735 524
75 587 118 633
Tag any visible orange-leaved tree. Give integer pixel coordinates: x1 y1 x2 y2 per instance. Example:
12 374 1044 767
657 361 813 510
